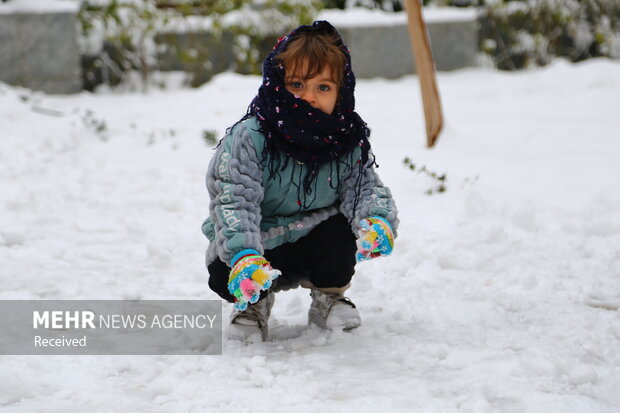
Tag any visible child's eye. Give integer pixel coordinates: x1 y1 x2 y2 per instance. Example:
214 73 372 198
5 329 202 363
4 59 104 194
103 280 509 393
318 84 331 92
288 81 303 89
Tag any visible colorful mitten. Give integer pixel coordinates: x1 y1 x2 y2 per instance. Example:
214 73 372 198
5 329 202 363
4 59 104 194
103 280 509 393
228 249 281 311
355 216 395 262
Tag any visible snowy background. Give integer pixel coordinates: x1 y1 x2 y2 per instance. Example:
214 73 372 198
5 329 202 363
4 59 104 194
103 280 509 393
1 58 619 411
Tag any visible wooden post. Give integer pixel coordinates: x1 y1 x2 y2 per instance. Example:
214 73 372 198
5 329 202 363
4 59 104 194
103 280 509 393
404 0 443 147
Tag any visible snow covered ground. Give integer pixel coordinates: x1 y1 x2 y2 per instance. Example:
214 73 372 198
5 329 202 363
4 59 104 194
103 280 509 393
1 58 619 412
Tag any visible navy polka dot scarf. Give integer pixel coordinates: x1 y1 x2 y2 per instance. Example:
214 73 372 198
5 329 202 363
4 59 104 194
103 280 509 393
241 21 374 209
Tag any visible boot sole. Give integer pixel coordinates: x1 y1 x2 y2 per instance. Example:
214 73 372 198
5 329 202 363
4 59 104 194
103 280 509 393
308 311 361 331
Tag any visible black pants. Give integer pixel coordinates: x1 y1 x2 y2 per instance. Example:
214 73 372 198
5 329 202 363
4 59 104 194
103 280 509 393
208 214 357 303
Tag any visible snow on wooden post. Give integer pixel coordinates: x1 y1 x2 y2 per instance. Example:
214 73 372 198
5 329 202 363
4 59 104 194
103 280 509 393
404 0 443 148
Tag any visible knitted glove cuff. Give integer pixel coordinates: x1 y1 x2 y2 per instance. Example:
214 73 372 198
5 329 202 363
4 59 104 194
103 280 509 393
230 249 261 267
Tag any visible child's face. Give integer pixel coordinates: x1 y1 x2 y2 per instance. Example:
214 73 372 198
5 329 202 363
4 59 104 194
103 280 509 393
284 62 339 115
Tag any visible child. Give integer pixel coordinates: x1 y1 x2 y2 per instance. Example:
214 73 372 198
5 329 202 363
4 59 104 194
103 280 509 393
202 20 399 341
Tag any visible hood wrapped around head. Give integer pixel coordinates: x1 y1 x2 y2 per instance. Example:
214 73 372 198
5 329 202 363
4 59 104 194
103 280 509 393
244 21 374 211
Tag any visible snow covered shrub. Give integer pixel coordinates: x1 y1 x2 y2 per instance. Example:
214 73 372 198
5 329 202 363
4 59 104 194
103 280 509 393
341 0 476 11
221 0 323 77
342 0 404 12
202 129 218 146
78 0 322 90
79 0 178 91
479 0 620 69
403 157 447 195
331 0 480 10
156 0 322 86
332 0 619 70
81 109 109 141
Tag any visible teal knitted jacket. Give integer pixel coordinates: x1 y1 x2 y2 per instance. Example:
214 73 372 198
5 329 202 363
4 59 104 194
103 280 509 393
202 116 399 266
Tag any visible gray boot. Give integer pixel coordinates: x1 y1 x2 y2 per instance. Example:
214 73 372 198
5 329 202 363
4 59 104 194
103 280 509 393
308 289 361 331
228 292 275 342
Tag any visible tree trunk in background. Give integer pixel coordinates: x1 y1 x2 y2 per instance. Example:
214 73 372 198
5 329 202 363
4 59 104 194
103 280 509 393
404 0 443 148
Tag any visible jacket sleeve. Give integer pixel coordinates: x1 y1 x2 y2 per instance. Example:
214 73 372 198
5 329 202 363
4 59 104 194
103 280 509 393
338 150 399 237
206 122 265 266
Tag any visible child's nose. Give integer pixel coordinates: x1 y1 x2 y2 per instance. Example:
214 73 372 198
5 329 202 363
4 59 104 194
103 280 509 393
300 89 317 105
